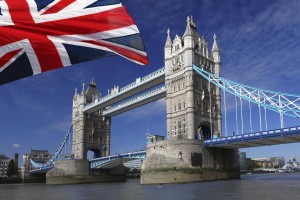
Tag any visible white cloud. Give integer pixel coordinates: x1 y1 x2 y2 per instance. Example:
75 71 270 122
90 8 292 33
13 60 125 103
12 143 20 148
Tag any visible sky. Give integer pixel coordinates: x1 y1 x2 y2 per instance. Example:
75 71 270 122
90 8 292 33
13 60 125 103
1 0 300 164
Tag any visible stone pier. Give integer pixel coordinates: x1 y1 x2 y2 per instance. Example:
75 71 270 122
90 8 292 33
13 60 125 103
46 159 126 184
141 139 240 184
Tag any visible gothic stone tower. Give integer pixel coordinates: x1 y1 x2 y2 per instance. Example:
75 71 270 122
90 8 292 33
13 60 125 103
72 80 111 160
141 17 239 184
165 16 221 140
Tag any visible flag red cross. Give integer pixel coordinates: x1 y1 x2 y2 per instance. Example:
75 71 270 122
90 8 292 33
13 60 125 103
0 0 148 74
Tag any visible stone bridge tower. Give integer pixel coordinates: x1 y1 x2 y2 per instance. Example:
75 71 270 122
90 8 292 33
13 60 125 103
165 16 222 140
141 17 239 184
72 80 111 160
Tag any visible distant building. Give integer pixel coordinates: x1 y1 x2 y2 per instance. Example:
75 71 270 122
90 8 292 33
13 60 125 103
239 152 247 170
270 157 284 168
252 158 273 168
124 159 143 169
0 154 10 178
22 149 52 178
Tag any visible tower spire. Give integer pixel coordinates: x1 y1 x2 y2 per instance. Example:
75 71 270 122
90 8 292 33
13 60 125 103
81 82 85 95
90 78 96 87
183 16 192 38
74 87 78 99
164 29 172 48
212 34 220 53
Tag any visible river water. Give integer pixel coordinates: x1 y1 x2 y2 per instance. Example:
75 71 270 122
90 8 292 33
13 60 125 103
1 173 300 200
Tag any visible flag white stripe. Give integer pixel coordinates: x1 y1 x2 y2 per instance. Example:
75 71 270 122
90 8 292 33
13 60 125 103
57 40 146 65
56 25 140 43
0 49 24 72
0 1 14 26
0 39 42 74
39 0 98 14
36 4 122 23
20 39 42 74
48 36 71 67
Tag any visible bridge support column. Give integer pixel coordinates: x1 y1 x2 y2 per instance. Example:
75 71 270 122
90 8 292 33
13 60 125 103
141 140 240 184
46 159 126 184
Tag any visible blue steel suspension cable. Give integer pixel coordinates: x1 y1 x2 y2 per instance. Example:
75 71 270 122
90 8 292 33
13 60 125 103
223 90 228 137
235 94 239 135
193 65 300 118
209 80 213 138
249 100 253 133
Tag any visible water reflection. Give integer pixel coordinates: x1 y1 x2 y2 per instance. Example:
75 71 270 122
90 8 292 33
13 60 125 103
0 173 300 200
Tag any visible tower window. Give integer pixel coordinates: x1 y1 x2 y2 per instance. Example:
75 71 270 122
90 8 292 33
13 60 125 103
174 121 177 136
178 101 181 110
178 119 181 134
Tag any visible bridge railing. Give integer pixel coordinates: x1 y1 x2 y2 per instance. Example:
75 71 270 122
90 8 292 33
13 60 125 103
103 86 166 115
204 126 300 145
90 150 146 169
83 68 165 112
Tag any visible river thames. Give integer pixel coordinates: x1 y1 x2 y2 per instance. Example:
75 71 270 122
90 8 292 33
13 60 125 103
1 173 300 200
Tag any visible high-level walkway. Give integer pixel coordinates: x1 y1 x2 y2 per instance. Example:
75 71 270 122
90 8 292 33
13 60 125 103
83 68 165 114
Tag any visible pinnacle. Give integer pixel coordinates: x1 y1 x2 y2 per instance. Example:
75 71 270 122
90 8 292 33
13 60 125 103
164 28 172 48
212 34 220 53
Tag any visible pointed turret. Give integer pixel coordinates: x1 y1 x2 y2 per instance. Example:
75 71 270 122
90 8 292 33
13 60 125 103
86 78 101 103
212 34 221 77
73 87 78 99
164 29 172 48
164 29 172 60
90 78 96 87
183 16 194 50
183 16 193 38
212 34 220 53
81 82 85 96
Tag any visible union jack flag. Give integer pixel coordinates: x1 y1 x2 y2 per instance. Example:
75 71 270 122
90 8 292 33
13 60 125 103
0 0 149 85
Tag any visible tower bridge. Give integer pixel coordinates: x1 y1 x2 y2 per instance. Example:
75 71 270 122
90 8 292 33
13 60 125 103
41 16 300 184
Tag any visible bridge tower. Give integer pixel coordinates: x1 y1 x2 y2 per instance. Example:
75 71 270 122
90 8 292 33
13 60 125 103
141 17 239 184
72 80 111 159
165 16 221 140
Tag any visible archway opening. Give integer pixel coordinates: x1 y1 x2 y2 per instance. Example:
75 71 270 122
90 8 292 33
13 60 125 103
197 124 211 140
87 149 101 159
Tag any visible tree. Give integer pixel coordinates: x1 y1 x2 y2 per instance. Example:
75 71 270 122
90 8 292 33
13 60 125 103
6 159 15 177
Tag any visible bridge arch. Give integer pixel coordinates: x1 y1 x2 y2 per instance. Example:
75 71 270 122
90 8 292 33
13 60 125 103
87 149 101 159
197 123 211 140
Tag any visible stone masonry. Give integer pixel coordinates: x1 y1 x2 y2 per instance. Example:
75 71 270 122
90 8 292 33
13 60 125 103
72 80 111 159
141 16 240 184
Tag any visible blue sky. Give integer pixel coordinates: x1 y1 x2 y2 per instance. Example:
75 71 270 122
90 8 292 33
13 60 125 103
1 0 300 163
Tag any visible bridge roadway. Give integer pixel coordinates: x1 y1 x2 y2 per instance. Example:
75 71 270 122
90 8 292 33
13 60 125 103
204 126 300 148
90 150 146 169
83 68 165 114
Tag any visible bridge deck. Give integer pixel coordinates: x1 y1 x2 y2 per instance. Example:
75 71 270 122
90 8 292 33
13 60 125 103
204 126 300 148
83 68 165 114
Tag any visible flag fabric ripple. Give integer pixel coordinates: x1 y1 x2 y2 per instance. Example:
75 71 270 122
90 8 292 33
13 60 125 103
0 0 149 85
